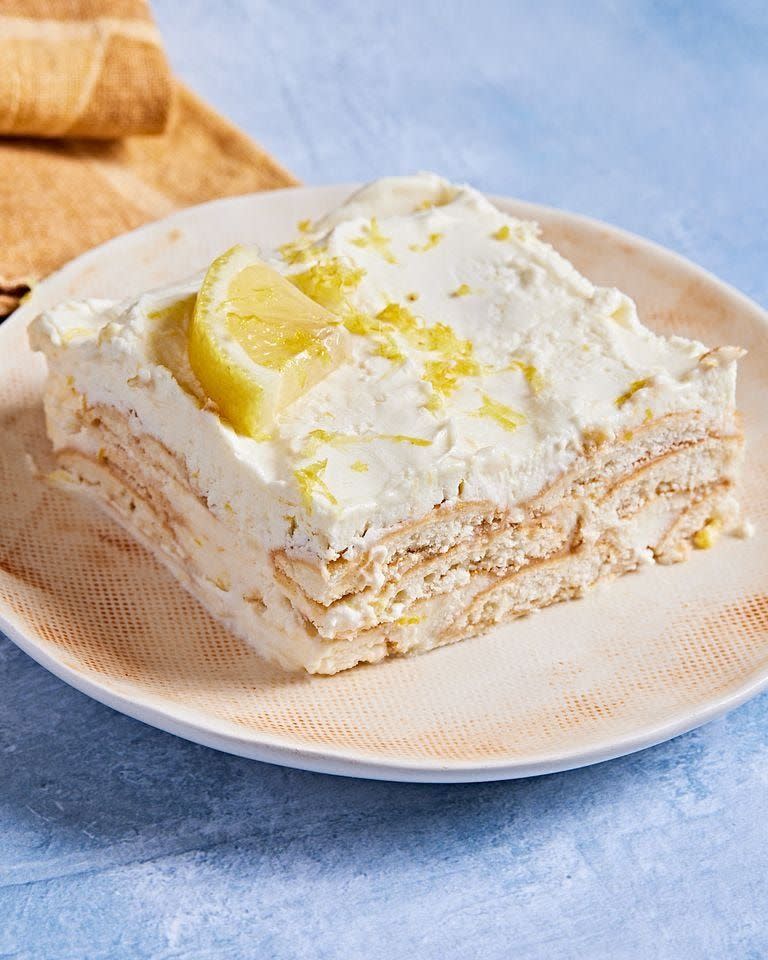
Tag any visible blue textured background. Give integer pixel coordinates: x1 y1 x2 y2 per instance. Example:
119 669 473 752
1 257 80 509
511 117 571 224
2 2 767 957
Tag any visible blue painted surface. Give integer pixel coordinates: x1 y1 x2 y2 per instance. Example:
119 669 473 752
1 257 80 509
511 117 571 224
2 1 767 956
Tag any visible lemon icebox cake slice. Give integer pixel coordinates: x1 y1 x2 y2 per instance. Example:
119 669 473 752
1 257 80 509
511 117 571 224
30 174 745 674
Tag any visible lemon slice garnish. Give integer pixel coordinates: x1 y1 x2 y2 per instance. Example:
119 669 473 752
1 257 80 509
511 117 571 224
188 245 348 437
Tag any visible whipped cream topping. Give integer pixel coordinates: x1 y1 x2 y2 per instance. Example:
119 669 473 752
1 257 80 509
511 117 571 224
30 174 742 559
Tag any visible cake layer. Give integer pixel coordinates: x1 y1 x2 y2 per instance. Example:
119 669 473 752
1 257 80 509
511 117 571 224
274 410 741 608
277 433 740 638
46 442 734 674
41 376 741 673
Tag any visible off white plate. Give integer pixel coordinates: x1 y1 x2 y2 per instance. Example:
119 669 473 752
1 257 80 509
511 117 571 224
1 186 766 782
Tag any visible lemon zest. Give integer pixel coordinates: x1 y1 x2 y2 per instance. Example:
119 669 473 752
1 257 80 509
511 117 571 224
374 334 406 364
693 517 722 550
342 308 377 337
506 358 544 394
419 322 472 357
302 429 355 458
409 232 443 253
423 356 482 402
379 434 432 446
277 237 325 266
616 378 652 408
367 303 481 401
294 459 337 512
302 429 431 459
289 258 366 311
342 302 477 382
351 217 397 264
473 393 526 432
375 302 420 337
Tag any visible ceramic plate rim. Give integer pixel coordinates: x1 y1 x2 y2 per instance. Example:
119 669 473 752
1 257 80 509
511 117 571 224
2 183 767 783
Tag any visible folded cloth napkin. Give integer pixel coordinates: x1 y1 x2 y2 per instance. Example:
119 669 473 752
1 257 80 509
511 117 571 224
0 0 297 316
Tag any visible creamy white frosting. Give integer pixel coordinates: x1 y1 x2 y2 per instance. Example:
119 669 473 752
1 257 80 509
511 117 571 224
30 174 741 560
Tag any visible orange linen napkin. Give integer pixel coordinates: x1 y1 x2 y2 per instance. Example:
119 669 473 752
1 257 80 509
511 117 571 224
0 0 297 317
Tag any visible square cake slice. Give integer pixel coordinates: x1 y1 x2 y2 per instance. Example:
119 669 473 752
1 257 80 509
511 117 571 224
30 174 745 674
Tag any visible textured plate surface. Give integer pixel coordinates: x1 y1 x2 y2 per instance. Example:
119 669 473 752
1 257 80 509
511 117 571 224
1 185 766 782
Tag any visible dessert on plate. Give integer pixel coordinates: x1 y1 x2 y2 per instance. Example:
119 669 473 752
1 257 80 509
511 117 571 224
29 174 745 674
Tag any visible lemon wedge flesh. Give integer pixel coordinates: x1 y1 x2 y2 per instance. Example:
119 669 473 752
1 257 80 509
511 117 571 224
188 245 348 437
